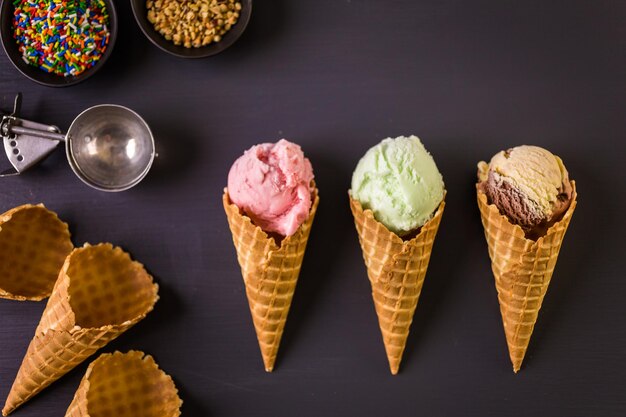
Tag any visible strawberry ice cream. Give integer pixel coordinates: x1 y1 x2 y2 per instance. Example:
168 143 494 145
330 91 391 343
227 139 315 237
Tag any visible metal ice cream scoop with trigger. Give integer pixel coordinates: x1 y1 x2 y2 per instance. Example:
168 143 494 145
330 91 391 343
0 94 155 191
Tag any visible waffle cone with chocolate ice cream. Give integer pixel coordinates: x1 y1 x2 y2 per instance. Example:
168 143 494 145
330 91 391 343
65 351 182 417
2 243 159 415
476 147 577 372
349 195 445 375
0 204 73 301
223 187 319 372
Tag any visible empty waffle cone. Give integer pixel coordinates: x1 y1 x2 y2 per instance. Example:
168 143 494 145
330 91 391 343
223 187 319 372
477 182 577 372
65 351 182 417
0 204 73 301
350 195 445 375
2 243 159 416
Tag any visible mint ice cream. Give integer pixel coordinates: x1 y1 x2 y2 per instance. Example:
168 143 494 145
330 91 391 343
350 136 445 236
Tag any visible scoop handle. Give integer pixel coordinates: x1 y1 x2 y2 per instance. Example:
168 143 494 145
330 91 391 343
0 114 64 177
6 125 66 142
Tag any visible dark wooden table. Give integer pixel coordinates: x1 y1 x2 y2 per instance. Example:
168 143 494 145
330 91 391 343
1 1 625 416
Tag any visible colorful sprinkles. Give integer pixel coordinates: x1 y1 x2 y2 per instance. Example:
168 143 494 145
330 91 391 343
12 0 111 77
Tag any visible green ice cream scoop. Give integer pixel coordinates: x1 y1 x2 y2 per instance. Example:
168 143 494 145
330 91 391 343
351 136 445 236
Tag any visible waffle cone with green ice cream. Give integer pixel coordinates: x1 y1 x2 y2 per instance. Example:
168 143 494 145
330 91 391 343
350 136 445 374
476 145 577 372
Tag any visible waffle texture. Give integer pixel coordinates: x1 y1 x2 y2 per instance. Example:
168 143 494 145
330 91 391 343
2 243 159 415
65 351 182 417
350 195 445 375
223 188 319 372
477 182 577 372
0 204 73 301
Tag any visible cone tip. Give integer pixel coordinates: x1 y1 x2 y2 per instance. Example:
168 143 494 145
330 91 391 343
262 353 276 373
3 394 19 415
511 358 523 373
389 363 400 375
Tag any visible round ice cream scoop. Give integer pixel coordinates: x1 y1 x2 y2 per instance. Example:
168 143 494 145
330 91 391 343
351 135 445 236
477 145 573 235
1 94 154 192
65 105 155 191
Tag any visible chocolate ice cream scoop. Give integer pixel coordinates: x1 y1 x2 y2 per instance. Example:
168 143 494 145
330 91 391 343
478 145 572 238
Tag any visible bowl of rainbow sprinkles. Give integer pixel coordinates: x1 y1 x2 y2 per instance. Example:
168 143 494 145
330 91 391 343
0 0 117 87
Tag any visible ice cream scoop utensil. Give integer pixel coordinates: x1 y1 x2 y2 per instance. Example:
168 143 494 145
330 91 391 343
0 94 155 192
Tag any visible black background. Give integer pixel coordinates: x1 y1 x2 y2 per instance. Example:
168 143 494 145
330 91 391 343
1 1 625 416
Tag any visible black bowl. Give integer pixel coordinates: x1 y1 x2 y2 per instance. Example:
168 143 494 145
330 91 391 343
0 0 117 87
131 0 252 58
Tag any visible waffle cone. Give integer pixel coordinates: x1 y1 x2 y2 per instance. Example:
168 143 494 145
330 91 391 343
2 243 159 416
477 181 577 372
349 195 445 375
65 351 182 417
0 204 73 301
223 188 319 372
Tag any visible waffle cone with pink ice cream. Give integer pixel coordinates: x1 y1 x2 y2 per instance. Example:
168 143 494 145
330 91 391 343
223 139 319 371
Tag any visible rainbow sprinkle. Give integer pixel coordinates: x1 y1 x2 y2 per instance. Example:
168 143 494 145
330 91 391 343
12 0 110 77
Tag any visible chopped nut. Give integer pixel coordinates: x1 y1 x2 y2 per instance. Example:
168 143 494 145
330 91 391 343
146 0 243 48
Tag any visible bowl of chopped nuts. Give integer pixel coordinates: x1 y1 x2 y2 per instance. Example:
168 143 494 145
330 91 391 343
130 0 251 58
0 0 118 87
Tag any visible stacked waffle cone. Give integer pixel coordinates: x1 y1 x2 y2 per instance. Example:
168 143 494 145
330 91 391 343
65 351 182 417
350 196 445 375
477 182 577 372
2 243 159 416
223 188 319 372
0 204 73 301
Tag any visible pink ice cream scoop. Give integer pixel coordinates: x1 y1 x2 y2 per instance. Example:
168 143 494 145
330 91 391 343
227 139 315 237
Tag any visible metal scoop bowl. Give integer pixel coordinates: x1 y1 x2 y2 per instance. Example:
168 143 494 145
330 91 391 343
1 94 155 192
